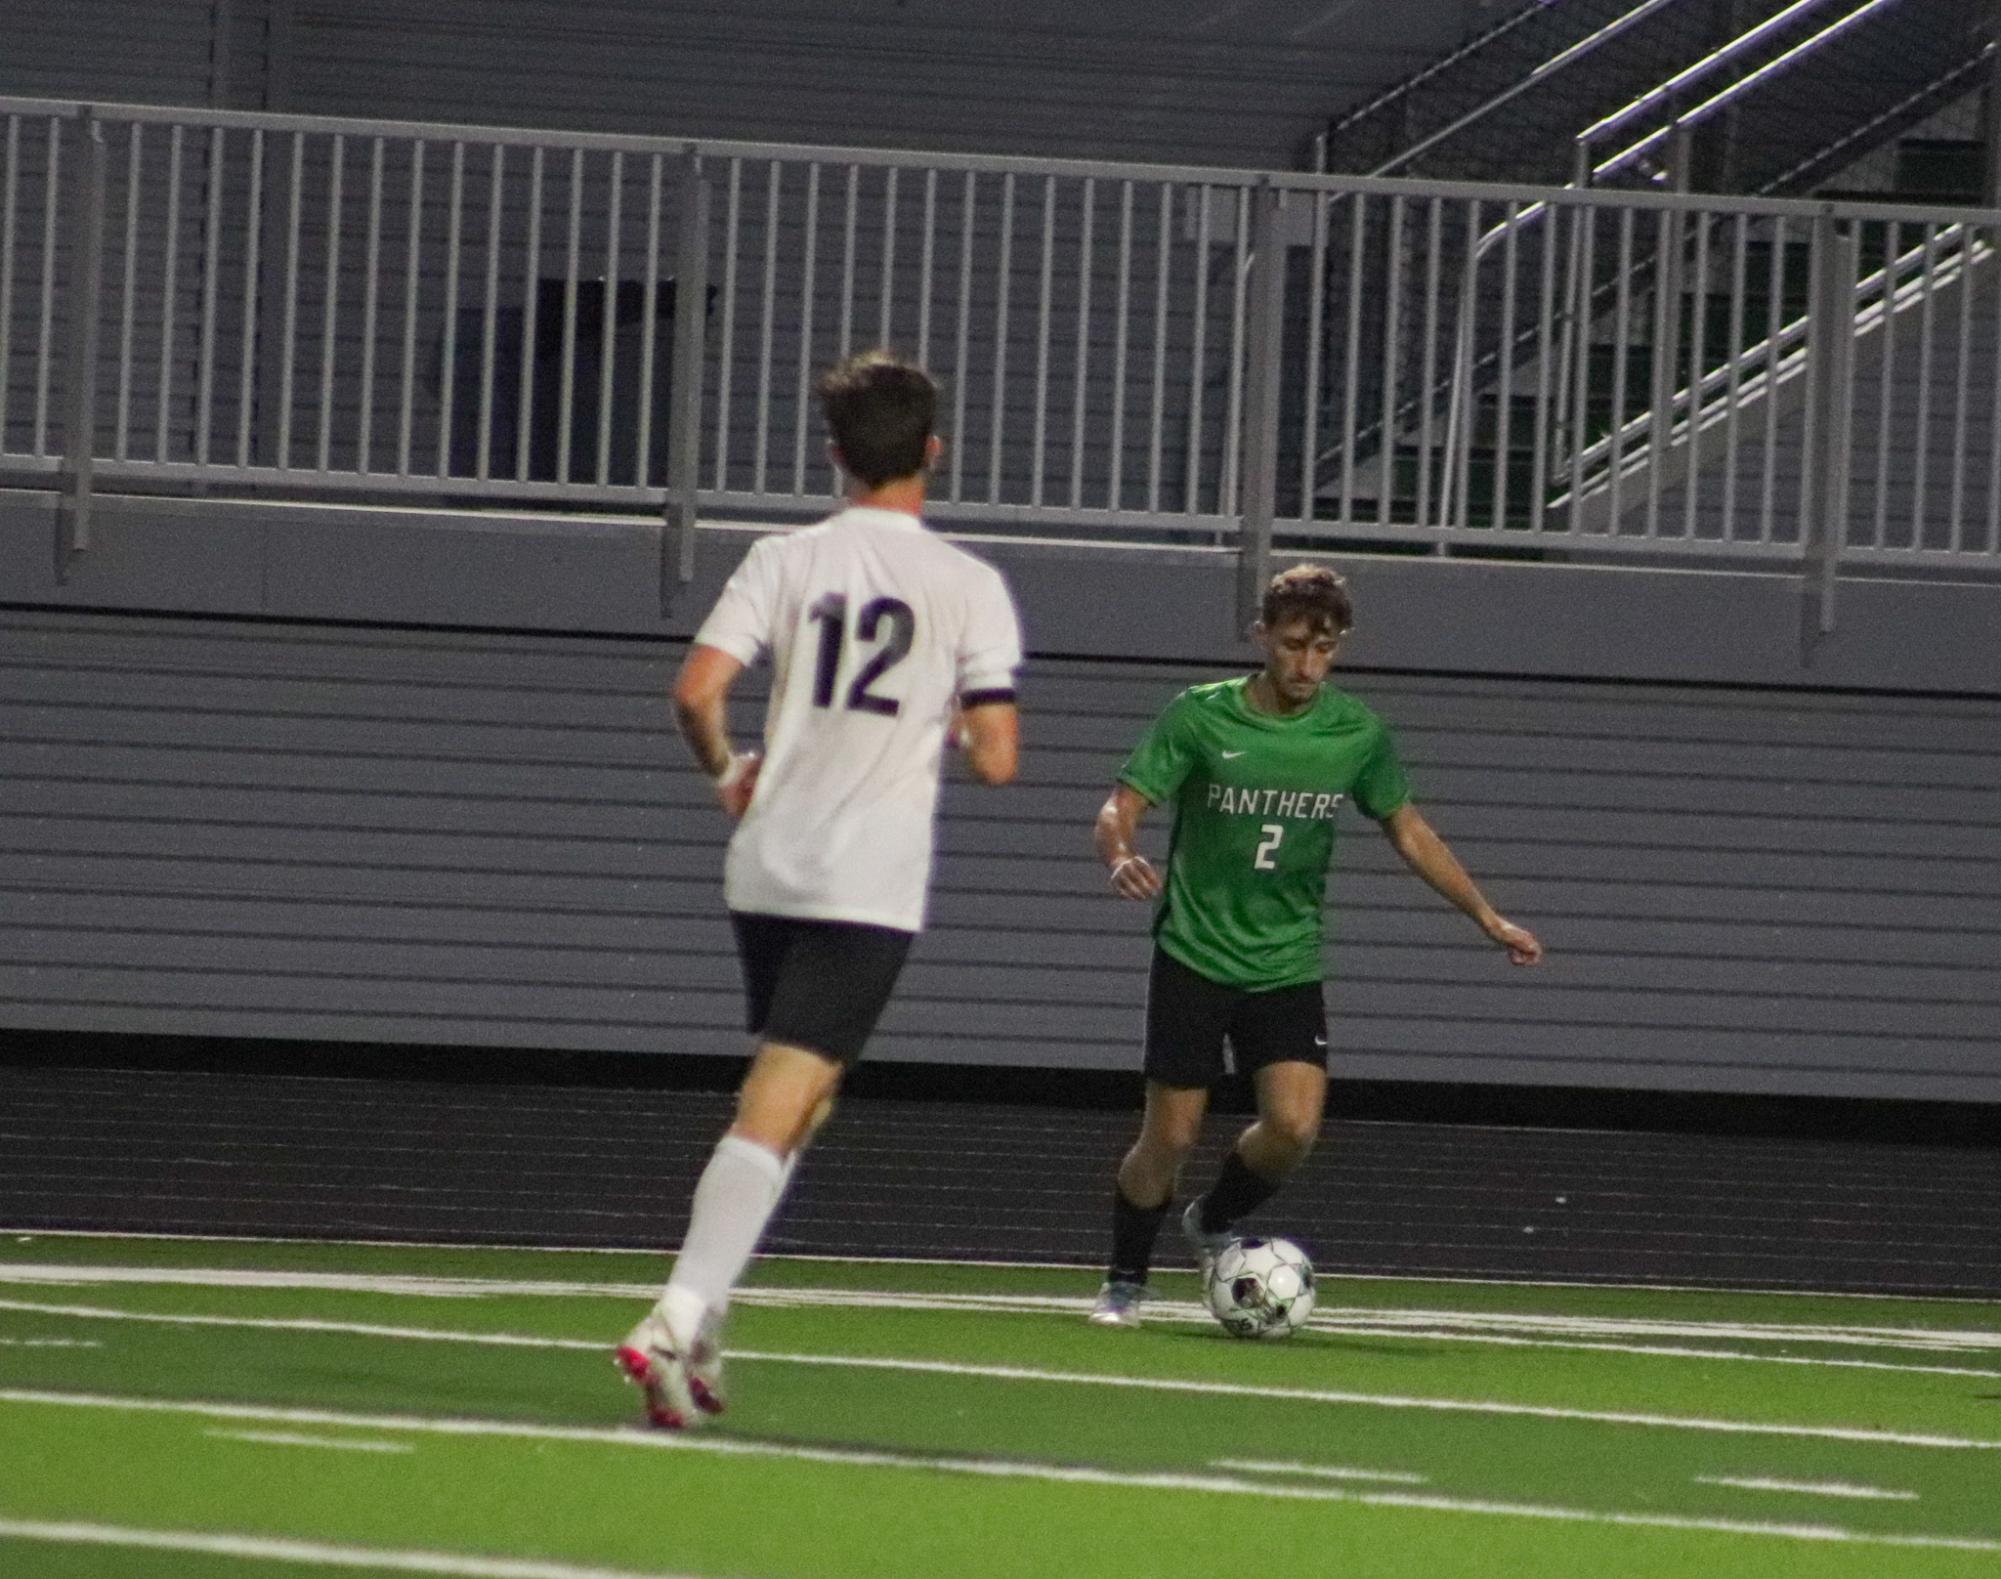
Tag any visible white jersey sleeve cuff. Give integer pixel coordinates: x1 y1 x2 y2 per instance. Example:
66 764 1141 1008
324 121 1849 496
690 629 764 665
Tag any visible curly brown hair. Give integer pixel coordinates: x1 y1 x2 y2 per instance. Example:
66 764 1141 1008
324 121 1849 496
1260 564 1353 636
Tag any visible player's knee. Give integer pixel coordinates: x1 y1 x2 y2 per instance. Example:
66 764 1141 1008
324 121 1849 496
1267 1112 1320 1164
1138 1124 1200 1169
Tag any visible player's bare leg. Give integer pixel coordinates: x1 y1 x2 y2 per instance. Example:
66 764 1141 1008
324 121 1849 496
1092 1081 1208 1326
618 1041 842 1426
1184 1060 1326 1263
1237 1059 1326 1179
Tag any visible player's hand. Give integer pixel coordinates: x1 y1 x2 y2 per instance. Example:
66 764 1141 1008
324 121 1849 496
713 752 761 819
1487 916 1543 965
1107 853 1162 901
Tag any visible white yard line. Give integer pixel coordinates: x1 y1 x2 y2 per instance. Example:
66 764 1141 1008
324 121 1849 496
9 1227 1996 1304
0 1295 608 1348
1695 1476 1920 1503
208 1429 414 1455
1314 1328 2001 1381
6 1264 1999 1354
0 1337 98 1349
0 1519 706 1578
1318 1308 2001 1354
1212 1457 1428 1485
0 1264 633 1299
1 1306 1998 1452
4 1265 1997 1382
744 1350 2001 1451
0 1398 1995 1558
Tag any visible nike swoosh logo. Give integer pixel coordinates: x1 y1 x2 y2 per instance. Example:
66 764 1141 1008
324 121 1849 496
1220 750 1246 759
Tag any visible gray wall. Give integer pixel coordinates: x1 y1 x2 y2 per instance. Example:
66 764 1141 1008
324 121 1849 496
3 491 1998 1101
4 1 232 105
7 0 1485 170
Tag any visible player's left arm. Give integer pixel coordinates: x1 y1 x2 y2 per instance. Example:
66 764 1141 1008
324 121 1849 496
952 565 1024 788
672 644 759 818
1377 803 1543 965
953 696 1019 785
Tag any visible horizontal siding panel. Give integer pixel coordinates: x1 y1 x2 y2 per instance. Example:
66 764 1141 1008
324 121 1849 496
4 930 1995 1018
0 668 672 732
9 846 1985 932
1324 1017 1998 1072
1 773 1980 864
3 606 1999 1096
0 624 667 688
10 887 1997 969
7 741 675 803
1024 691 2001 762
0 1002 742 1054
11 811 1993 899
0 965 746 1026
5 921 1992 1007
0 3 219 104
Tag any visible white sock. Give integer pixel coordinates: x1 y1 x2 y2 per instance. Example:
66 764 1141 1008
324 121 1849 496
660 1134 788 1328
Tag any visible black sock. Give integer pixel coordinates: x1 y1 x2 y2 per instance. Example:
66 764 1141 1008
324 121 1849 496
1108 1186 1170 1284
1197 1149 1283 1236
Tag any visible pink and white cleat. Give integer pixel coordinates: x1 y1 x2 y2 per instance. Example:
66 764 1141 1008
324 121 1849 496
614 1303 725 1429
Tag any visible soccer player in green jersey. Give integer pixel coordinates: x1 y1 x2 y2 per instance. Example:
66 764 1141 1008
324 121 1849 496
1088 564 1543 1326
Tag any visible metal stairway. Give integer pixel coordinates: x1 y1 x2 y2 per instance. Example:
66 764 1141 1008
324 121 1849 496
1310 0 1997 534
1318 0 1802 182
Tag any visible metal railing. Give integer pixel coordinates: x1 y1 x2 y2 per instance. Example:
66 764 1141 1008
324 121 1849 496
1581 0 1911 190
1 95 1997 629
1572 0 1854 188
1321 0 1690 180
1366 0 1991 555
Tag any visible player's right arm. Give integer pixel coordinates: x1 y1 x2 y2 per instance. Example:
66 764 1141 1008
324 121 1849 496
675 537 780 818
1095 782 1162 900
672 644 760 817
1098 690 1197 900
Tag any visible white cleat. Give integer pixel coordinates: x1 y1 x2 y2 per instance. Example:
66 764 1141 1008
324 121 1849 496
614 1302 725 1430
1088 1278 1147 1328
1182 1200 1233 1275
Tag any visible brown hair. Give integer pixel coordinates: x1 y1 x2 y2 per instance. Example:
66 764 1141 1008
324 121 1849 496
817 350 937 487
1261 564 1353 636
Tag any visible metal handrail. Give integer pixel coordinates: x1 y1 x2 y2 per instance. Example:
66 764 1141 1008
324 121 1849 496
1349 0 1689 178
1430 0 1924 516
1571 0 1841 184
5 92 1998 577
1755 39 1995 197
1454 0 1896 256
1588 0 1909 187
1555 221 1985 495
4 92 1994 221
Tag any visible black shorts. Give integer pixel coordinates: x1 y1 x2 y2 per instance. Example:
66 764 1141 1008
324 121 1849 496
1143 947 1328 1088
729 911 914 1066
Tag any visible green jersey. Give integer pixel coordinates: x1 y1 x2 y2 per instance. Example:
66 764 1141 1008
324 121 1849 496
1118 677 1410 991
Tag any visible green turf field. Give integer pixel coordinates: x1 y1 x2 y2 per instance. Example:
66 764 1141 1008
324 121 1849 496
1 1233 1997 1578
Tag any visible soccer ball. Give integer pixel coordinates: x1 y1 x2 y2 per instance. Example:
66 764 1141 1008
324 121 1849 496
1204 1236 1316 1339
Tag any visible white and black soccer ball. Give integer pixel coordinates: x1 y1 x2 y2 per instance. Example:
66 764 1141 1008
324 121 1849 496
1204 1236 1316 1339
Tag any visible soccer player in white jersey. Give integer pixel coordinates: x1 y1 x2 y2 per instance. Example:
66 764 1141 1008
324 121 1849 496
616 351 1023 1428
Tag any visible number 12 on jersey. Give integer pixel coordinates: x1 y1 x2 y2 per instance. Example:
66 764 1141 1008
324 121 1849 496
808 593 916 716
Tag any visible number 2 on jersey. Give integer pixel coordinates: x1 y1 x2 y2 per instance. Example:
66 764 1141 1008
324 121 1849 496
809 593 916 716
1254 823 1285 870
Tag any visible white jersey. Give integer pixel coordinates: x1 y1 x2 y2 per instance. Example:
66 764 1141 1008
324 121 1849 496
693 506 1023 932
